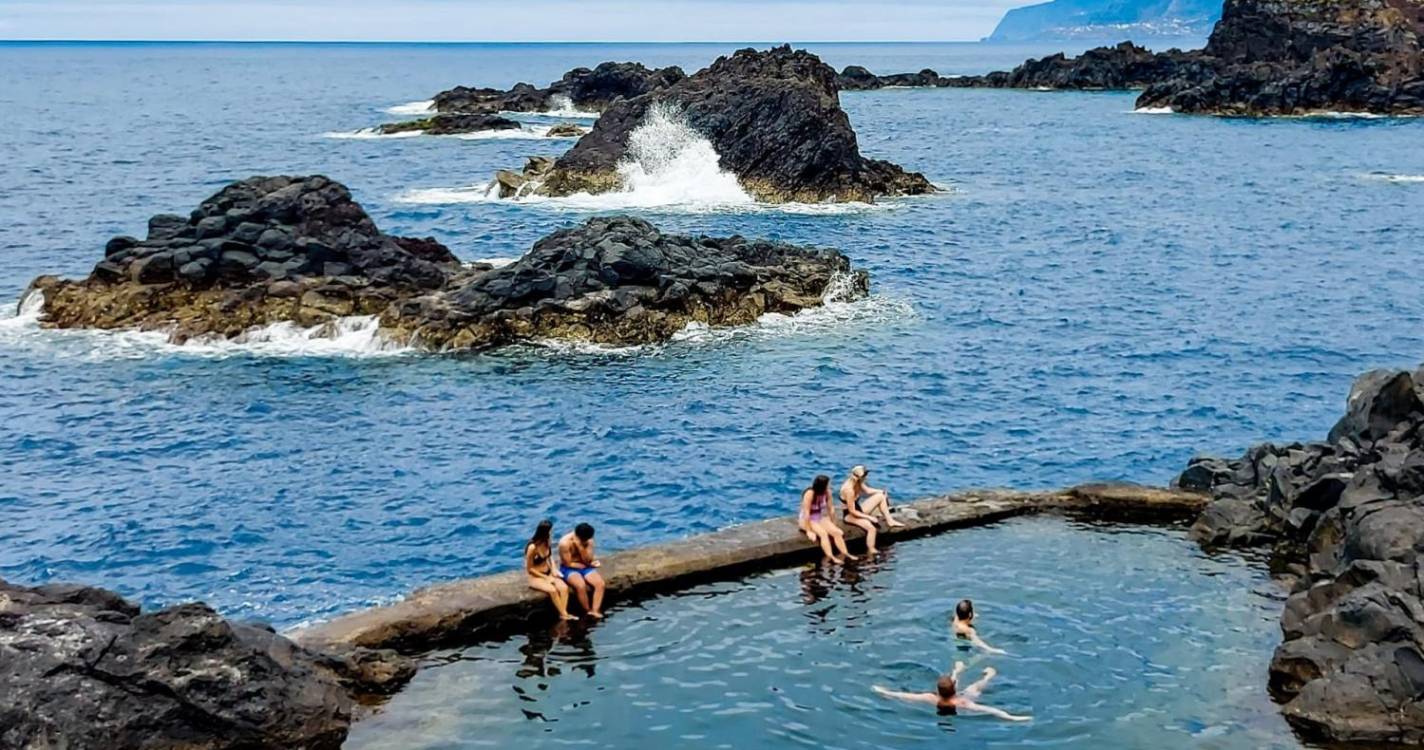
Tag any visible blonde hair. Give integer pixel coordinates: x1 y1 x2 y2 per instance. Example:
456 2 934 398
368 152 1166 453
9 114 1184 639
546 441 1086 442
849 465 868 484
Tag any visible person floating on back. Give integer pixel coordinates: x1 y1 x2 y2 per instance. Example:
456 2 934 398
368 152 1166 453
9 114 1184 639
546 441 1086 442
799 474 857 564
558 522 606 619
951 599 1006 655
525 519 576 621
839 464 905 555
873 662 1030 721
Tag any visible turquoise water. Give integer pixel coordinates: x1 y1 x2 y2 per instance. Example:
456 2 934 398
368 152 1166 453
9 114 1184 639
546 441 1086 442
347 517 1303 749
1 41 1423 629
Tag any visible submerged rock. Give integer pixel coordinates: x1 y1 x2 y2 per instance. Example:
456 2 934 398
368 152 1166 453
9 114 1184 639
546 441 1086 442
498 45 935 203
952 0 1424 116
376 113 523 136
27 180 865 351
383 215 865 349
28 175 460 342
0 578 414 750
1178 366 1424 744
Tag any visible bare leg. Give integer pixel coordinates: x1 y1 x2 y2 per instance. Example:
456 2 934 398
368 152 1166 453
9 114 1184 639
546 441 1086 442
810 520 843 563
530 577 576 620
846 515 878 554
872 492 904 527
585 570 606 618
827 525 857 561
566 572 592 613
552 578 577 620
963 667 997 700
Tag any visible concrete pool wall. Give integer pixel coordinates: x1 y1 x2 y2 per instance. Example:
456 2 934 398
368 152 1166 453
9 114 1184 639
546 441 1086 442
293 483 1206 655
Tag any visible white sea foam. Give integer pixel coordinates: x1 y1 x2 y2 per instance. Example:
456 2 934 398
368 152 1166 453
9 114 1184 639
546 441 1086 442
541 95 599 119
0 295 412 361
323 128 424 140
385 99 434 115
468 257 519 269
396 102 899 216
1132 106 1175 115
1361 172 1424 183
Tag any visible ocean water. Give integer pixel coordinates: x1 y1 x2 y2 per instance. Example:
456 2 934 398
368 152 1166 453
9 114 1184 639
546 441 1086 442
2 41 1424 630
348 517 1302 749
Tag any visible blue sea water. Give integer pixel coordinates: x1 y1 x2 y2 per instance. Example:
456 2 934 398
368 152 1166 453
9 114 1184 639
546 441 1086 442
2 40 1423 631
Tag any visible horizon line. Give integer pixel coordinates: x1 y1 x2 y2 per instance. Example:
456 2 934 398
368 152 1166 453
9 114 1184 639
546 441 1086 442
0 38 998 45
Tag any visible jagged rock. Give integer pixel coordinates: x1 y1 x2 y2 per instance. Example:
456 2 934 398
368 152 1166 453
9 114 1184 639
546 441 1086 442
375 113 522 136
381 215 865 350
837 65 954 90
953 0 1424 116
431 61 685 115
1181 366 1424 744
27 176 459 342
545 122 588 138
0 577 414 750
507 45 934 203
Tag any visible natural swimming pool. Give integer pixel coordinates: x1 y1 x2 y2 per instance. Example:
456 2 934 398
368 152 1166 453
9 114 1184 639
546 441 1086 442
346 516 1305 749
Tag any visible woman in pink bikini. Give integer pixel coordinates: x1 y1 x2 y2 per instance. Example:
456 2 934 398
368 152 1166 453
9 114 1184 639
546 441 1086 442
798 474 856 564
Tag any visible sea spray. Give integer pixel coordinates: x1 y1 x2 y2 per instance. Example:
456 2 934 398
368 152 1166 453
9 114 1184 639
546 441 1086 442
385 100 434 115
542 95 599 119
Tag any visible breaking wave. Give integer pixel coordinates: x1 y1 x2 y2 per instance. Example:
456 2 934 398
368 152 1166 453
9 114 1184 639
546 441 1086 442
541 95 599 119
1360 172 1424 183
0 295 412 361
1132 106 1174 115
385 100 434 115
325 125 572 141
323 129 425 140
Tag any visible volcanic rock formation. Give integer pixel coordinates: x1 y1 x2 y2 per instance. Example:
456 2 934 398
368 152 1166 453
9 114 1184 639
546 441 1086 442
26 178 864 351
1178 367 1424 744
0 578 414 750
952 0 1424 115
376 113 523 136
493 45 934 203
432 61 687 115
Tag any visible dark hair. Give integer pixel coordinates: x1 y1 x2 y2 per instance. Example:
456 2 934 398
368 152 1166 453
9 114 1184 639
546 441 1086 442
811 475 830 494
575 522 594 541
955 599 974 621
936 674 958 700
530 519 553 548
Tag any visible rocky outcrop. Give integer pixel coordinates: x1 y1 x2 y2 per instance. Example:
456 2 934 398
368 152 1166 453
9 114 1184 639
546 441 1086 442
836 65 957 90
1177 366 1424 744
382 215 864 349
376 113 522 136
954 0 1424 115
27 180 865 351
1139 0 1424 114
944 41 1194 89
501 45 935 203
430 61 686 115
28 175 461 342
0 577 414 750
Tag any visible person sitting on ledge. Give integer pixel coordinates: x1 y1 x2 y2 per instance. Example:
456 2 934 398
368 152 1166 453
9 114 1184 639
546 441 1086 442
799 474 857 564
839 464 905 555
525 519 576 621
873 662 1030 721
558 522 606 619
951 599 1006 655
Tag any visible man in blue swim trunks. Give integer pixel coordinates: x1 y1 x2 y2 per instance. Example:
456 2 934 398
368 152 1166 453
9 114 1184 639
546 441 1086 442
558 523 605 619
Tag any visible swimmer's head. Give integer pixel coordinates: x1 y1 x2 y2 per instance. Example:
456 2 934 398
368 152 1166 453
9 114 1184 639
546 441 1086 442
812 475 830 494
850 465 869 483
936 674 958 701
955 599 974 622
575 522 595 541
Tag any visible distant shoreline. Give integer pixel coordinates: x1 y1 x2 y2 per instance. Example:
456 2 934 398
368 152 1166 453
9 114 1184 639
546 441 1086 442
0 38 1207 48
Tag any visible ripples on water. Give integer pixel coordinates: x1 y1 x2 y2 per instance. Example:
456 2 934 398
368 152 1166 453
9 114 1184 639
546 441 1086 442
1 42 1423 627
347 518 1303 749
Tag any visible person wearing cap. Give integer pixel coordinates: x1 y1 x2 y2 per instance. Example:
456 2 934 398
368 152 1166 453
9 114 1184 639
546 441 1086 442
840 465 904 555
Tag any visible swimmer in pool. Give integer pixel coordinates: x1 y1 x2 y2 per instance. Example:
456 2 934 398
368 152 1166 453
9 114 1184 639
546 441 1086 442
799 474 857 564
951 599 1006 655
873 661 1030 722
558 522 605 619
839 465 904 555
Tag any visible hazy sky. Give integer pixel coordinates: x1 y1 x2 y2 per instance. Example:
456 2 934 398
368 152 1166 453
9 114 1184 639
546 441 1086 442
0 1 1026 42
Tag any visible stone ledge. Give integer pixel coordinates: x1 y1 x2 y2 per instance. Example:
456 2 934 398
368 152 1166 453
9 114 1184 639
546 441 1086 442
291 484 1205 654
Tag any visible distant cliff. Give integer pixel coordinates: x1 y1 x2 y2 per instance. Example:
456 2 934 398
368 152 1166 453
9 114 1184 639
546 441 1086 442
987 0 1220 42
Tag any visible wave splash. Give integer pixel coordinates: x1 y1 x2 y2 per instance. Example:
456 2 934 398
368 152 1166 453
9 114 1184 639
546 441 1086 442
0 295 412 360
1361 172 1424 183
385 100 434 115
541 95 599 119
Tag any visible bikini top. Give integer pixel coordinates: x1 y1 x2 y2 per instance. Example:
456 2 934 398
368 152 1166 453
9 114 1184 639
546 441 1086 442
528 543 550 568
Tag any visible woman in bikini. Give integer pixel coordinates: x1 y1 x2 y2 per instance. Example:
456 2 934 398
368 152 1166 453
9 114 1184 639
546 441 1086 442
840 465 904 555
799 474 856 564
525 519 576 621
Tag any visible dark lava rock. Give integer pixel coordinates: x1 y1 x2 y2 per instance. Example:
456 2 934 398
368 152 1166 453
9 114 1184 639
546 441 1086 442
836 65 954 90
0 577 414 750
518 45 935 203
375 112 523 136
944 41 1194 90
1178 366 1424 743
27 175 459 341
382 215 866 350
432 61 686 115
952 0 1424 115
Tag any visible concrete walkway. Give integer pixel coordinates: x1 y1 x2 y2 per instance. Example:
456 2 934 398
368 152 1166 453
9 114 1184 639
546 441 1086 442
293 483 1203 654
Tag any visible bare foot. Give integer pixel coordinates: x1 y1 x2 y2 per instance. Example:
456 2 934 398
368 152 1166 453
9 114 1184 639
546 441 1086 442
588 611 604 619
561 613 578 621
887 519 906 528
844 554 860 561
830 557 845 565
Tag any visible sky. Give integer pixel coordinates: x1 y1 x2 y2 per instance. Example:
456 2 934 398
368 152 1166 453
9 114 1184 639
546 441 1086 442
0 0 1028 42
